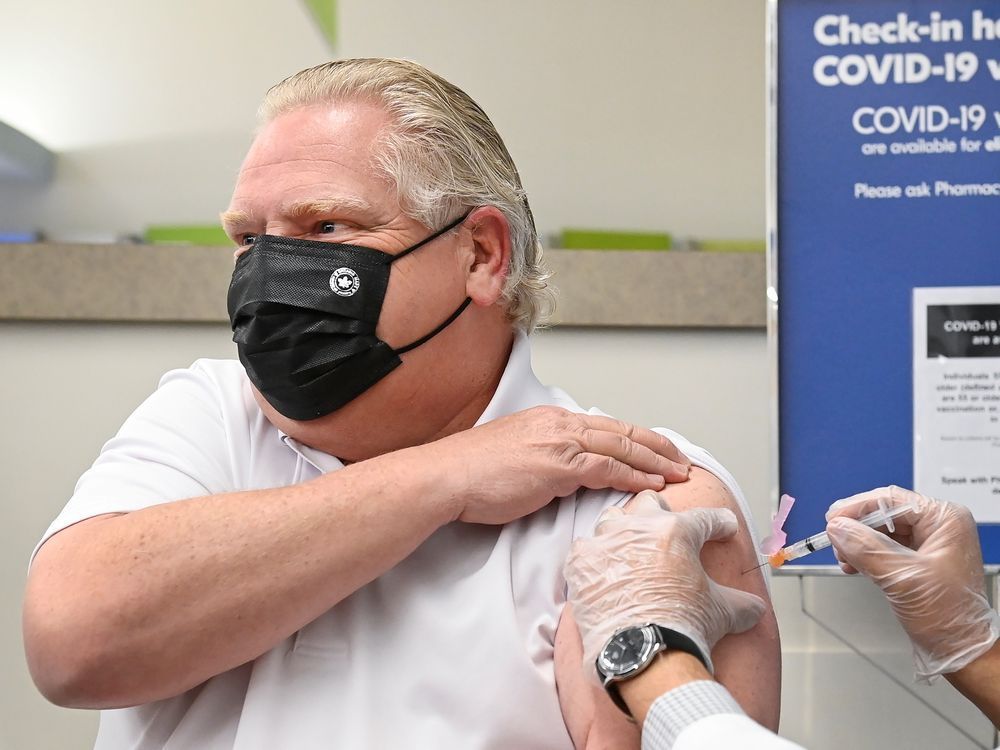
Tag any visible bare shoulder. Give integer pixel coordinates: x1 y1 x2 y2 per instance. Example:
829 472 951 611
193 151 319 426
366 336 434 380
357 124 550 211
644 467 761 587
651 467 781 730
644 465 743 513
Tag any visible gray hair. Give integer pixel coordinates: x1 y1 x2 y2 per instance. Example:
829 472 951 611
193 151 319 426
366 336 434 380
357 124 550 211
258 58 554 332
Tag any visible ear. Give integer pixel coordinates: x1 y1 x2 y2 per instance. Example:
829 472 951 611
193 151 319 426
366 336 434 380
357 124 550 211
462 206 511 307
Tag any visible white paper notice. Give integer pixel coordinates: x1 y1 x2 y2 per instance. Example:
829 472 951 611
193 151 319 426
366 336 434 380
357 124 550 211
914 287 1000 521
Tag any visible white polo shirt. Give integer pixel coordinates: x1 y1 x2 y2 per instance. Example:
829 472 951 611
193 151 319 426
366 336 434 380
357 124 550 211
37 333 758 749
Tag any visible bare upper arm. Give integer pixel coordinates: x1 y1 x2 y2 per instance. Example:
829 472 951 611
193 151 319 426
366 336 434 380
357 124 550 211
662 468 781 728
554 467 781 748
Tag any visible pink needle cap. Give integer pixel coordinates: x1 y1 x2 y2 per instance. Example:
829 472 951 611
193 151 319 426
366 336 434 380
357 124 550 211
760 493 795 555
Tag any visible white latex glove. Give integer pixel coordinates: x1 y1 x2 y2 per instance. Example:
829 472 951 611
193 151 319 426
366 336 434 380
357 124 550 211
564 491 766 677
826 485 1000 683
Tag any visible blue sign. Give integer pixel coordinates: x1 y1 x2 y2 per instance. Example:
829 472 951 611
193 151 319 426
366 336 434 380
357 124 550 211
775 0 1000 565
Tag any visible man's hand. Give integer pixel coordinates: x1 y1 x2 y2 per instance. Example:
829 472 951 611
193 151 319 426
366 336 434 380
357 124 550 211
564 491 766 675
826 486 1000 682
432 407 691 525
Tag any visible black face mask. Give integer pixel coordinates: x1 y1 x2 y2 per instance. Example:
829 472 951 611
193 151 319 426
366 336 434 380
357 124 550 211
227 213 471 421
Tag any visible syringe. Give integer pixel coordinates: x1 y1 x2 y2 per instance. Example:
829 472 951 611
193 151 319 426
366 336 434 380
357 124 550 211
767 496 919 568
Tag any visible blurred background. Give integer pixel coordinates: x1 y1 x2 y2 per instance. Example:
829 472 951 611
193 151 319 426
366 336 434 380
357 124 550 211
0 1 992 748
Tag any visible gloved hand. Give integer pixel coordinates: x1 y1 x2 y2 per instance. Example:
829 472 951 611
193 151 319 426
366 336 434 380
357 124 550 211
564 491 766 677
826 485 1000 683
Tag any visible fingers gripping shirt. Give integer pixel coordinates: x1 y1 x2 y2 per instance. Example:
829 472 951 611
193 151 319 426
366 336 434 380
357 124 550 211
34 333 759 749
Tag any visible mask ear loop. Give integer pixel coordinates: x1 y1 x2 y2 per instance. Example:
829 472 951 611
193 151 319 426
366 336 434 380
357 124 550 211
389 211 471 264
394 298 473 355
389 210 474 355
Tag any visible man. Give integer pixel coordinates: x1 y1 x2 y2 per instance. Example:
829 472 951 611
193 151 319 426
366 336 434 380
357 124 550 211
23 58 778 748
565 486 1000 749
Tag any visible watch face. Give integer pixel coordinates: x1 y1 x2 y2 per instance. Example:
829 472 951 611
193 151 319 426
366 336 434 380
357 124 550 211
599 626 654 678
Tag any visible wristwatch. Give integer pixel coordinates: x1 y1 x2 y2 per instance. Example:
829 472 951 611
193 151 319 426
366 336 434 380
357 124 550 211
595 623 710 717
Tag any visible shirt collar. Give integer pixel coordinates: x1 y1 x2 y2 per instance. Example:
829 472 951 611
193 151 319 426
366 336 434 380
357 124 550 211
280 330 550 472
473 330 551 426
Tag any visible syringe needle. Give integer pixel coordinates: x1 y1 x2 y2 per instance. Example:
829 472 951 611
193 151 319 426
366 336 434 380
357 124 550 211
741 559 771 575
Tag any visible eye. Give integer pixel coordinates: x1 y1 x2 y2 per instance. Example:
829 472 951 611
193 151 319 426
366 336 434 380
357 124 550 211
240 234 258 246
317 221 337 234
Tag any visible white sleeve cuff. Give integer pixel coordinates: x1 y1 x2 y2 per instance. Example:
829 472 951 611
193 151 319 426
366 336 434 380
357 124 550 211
641 680 744 750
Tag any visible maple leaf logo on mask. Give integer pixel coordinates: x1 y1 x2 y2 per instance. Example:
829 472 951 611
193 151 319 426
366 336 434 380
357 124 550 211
330 268 360 297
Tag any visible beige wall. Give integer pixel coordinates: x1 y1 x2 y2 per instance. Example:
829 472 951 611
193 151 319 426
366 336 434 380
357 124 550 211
0 0 763 243
0 1 992 749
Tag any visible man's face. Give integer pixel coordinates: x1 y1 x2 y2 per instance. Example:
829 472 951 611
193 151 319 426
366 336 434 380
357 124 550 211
222 101 486 459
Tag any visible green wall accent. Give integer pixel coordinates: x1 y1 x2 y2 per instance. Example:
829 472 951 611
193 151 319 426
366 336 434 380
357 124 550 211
145 225 232 246
303 0 337 49
559 229 672 251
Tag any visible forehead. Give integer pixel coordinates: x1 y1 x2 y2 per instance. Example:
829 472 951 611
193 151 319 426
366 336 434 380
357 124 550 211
228 101 397 217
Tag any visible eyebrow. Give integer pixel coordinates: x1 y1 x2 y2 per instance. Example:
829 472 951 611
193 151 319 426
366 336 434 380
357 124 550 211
219 196 378 237
219 209 253 236
282 196 376 220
